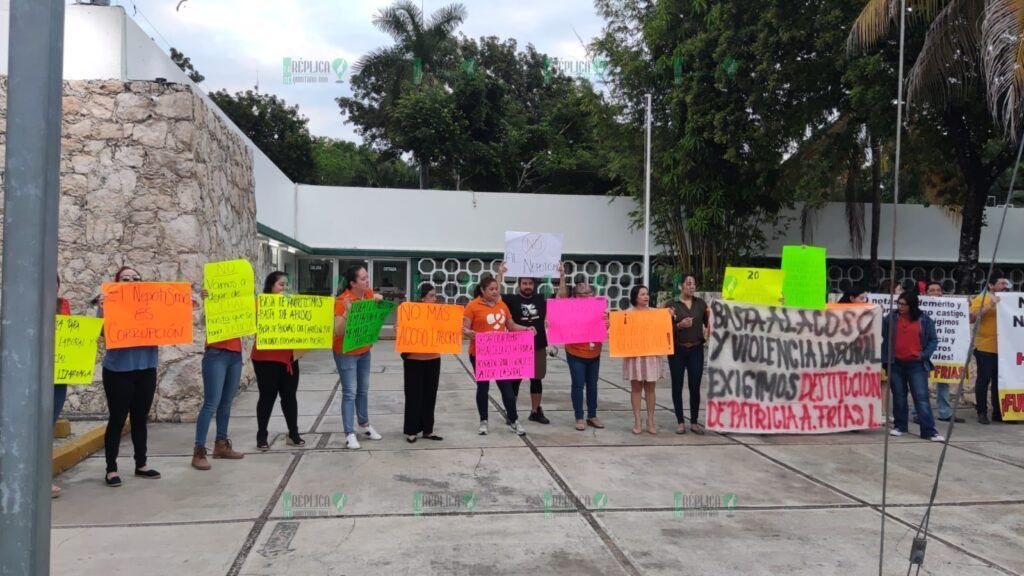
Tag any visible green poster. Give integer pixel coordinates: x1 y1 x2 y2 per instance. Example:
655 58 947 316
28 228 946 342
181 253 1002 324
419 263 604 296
781 245 827 310
343 299 397 352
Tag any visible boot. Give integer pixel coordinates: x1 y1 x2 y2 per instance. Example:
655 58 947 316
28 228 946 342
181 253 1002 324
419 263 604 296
213 439 244 459
191 446 211 470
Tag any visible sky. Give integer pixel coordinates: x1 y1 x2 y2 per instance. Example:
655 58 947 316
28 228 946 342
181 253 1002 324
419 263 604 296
104 0 607 142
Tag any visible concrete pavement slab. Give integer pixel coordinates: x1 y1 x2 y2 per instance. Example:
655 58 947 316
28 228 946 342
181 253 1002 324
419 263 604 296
951 440 1024 467
526 408 733 447
105 415 319 457
318 413 525 449
232 390 334 417
888 504 1024 573
295 372 338 391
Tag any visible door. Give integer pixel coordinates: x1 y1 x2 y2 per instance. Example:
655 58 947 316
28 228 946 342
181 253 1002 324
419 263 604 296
371 259 409 325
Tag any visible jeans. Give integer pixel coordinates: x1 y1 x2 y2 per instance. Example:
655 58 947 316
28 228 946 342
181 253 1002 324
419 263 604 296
195 347 243 447
102 367 157 473
53 384 68 427
911 382 953 420
469 355 519 423
974 351 1001 418
668 345 704 424
567 353 600 420
890 360 938 438
336 351 371 434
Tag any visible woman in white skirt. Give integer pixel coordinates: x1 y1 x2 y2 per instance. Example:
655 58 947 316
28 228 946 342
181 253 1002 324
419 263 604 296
624 284 664 435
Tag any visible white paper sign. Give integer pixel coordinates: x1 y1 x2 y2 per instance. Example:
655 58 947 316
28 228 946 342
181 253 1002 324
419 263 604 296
503 231 563 278
866 293 970 383
996 292 1024 420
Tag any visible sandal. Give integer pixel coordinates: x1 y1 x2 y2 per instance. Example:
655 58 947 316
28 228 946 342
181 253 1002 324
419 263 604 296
675 424 687 435
286 433 306 447
407 435 418 443
690 423 705 435
586 418 605 429
423 434 444 441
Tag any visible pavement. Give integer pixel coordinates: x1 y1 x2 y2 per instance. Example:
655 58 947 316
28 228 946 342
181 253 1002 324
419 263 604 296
50 347 1024 576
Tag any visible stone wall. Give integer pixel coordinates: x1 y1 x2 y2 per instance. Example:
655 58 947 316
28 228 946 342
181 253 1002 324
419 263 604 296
0 77 258 421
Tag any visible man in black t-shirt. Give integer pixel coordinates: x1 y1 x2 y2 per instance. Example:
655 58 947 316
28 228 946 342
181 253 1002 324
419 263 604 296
499 263 566 425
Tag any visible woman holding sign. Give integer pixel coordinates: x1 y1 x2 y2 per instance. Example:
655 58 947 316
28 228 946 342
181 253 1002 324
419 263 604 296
250 271 304 450
666 275 710 435
402 285 444 443
625 285 663 435
563 279 606 431
463 276 535 436
96 266 161 487
882 291 945 442
334 265 385 450
52 275 72 497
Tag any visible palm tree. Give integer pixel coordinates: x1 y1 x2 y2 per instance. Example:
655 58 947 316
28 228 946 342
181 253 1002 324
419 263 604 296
352 1 467 188
848 0 1024 292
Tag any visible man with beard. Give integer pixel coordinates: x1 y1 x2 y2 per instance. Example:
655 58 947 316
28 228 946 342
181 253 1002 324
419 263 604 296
498 262 566 424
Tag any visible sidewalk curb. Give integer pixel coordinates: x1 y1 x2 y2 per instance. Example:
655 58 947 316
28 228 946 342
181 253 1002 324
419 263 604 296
52 421 129 476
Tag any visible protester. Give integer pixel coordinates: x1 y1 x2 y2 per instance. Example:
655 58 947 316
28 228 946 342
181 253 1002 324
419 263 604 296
624 285 663 435
250 271 304 451
562 278 605 431
462 276 535 436
882 291 944 441
969 273 1009 424
402 285 443 443
96 266 161 487
52 275 72 497
192 289 245 471
498 263 565 425
838 287 869 304
334 265 385 450
914 281 964 424
666 275 710 435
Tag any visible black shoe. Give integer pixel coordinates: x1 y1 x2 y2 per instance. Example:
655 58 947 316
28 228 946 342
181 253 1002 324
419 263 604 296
912 415 920 424
105 473 122 487
134 468 161 479
528 407 550 425
286 432 306 447
978 413 991 425
992 414 1003 423
938 416 966 423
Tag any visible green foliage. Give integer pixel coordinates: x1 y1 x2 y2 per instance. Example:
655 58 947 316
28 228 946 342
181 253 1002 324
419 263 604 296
169 47 204 84
310 138 417 188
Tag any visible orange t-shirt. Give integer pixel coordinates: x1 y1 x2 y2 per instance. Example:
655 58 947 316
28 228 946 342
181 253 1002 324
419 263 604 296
463 297 511 356
333 288 375 355
250 297 292 365
566 342 602 359
207 338 243 353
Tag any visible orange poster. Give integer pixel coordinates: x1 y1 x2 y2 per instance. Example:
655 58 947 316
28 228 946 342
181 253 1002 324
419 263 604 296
395 302 464 354
102 282 194 349
609 308 673 358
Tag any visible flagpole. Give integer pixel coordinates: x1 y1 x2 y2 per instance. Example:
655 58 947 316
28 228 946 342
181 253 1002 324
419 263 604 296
643 93 652 288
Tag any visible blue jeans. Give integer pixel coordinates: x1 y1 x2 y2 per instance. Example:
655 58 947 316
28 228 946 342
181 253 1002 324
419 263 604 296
911 382 953 420
469 355 519 423
195 347 243 447
974 351 1001 418
567 353 600 420
890 360 938 438
53 384 68 427
336 351 371 434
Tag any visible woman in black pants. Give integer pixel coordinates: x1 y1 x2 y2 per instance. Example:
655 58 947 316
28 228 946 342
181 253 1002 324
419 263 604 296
96 266 161 487
250 271 304 450
666 275 711 435
402 285 443 443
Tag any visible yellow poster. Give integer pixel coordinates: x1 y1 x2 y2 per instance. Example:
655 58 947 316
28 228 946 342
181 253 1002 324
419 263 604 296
256 294 334 350
722 267 786 307
54 315 104 385
203 259 257 343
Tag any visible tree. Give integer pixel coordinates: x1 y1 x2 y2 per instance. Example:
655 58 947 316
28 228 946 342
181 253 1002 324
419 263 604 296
209 90 316 183
170 47 204 83
310 138 418 188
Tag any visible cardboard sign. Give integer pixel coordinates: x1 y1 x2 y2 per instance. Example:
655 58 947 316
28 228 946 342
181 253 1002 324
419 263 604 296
54 315 103 384
504 231 563 278
256 294 334 349
996 293 1024 421
781 245 826 310
101 282 193 349
547 297 608 345
706 300 883 434
343 299 397 352
722 267 786 307
474 331 534 381
608 308 673 357
866 294 971 384
395 302 464 354
203 259 256 343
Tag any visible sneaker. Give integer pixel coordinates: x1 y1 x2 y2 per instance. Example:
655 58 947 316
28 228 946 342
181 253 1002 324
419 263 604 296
889 429 904 437
978 413 991 425
509 420 526 436
528 407 551 425
360 424 383 440
51 484 61 498
929 434 946 442
478 421 489 435
345 433 361 450
191 446 211 470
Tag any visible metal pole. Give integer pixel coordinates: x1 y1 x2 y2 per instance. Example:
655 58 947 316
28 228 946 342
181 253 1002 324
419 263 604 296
643 93 652 288
0 0 66 574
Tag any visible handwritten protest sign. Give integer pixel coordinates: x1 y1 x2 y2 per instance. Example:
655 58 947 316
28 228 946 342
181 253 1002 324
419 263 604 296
343 299 398 352
706 300 883 433
474 331 534 380
54 315 103 384
996 293 1024 420
866 293 970 384
504 231 563 278
781 245 826 310
101 282 193 349
203 259 256 343
608 308 673 357
257 294 334 349
395 302 464 354
547 297 608 345
722 267 786 307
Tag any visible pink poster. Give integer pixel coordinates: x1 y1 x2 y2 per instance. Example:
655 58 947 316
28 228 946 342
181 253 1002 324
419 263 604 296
547 297 608 345
474 331 535 381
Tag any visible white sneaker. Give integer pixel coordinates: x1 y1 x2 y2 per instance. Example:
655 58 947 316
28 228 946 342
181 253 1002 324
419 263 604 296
360 424 382 440
510 420 526 436
478 421 488 435
929 434 946 442
345 433 361 450
889 429 904 437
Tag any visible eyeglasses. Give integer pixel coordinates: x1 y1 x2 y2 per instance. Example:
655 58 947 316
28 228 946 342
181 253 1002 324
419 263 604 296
119 276 142 282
